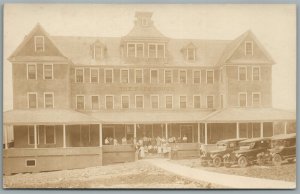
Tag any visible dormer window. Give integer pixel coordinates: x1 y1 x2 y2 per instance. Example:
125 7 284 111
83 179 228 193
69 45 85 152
245 41 253 56
127 43 144 58
148 43 165 58
91 41 105 60
187 48 196 61
34 36 44 52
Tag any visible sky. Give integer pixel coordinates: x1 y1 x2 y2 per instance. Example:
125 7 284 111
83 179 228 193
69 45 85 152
3 4 296 111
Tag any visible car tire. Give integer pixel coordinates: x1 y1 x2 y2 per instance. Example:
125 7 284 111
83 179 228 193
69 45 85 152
213 156 222 168
238 156 248 168
272 154 282 166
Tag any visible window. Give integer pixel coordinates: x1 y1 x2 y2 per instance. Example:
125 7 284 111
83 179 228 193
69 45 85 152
76 95 85 110
34 36 44 52
26 159 36 167
157 44 165 58
148 44 156 58
164 70 173 84
151 95 159 109
27 64 37 80
238 66 247 81
245 41 253 56
91 96 99 110
120 69 129 83
150 69 159 84
106 96 114 109
93 44 102 60
135 69 143 83
75 68 84 83
194 96 201 109
135 95 144 109
44 93 54 108
252 93 261 107
193 70 201 84
28 93 37 108
90 68 99 83
179 70 187 84
180 96 187 109
28 126 39 145
252 66 260 81
207 96 214 109
105 69 113 83
166 96 173 109
206 70 214 84
239 93 247 107
220 95 224 109
122 96 129 109
187 48 195 61
136 44 144 57
44 125 55 144
43 64 53 80
127 43 135 57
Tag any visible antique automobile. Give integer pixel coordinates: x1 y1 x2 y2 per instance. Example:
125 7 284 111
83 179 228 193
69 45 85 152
200 138 247 167
223 137 271 168
257 133 296 166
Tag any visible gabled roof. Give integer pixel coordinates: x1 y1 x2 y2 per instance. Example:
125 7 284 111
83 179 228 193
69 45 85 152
8 23 68 63
124 24 168 40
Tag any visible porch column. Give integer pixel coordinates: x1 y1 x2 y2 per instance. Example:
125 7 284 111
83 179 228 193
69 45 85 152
284 121 287 134
197 123 200 143
4 125 8 149
34 125 37 149
99 123 103 147
165 123 168 139
63 124 66 148
204 123 208 145
260 122 264 138
134 123 137 144
236 122 240 139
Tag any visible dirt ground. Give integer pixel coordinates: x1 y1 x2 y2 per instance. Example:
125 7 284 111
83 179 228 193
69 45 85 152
3 160 222 189
171 158 296 182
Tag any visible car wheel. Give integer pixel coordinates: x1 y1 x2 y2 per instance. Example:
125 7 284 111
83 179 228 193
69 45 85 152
238 156 248 168
213 156 222 168
272 154 282 166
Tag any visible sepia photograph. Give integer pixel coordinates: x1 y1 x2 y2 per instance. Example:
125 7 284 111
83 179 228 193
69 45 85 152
2 4 296 189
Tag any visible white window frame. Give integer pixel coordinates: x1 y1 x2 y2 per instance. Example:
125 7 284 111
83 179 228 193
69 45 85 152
44 92 54 109
75 68 84 83
238 66 247 81
120 68 129 84
164 69 173 84
150 95 159 109
187 48 196 61
150 69 159 84
25 159 36 167
27 92 38 109
93 44 103 60
193 70 201 84
193 95 201 109
135 69 144 83
252 66 260 81
44 125 56 145
105 95 114 110
135 95 144 109
245 41 254 56
165 95 173 109
34 36 45 52
27 125 39 145
127 42 144 58
43 64 53 80
121 95 130 109
91 95 100 110
27 63 37 80
104 68 114 84
90 68 99 83
76 95 85 110
148 43 165 58
179 95 187 109
239 92 248 107
206 95 214 109
206 70 214 84
179 69 187 84
252 92 261 107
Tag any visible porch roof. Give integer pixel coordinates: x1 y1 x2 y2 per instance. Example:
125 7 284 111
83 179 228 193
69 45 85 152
3 109 97 125
203 108 296 123
88 110 213 124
